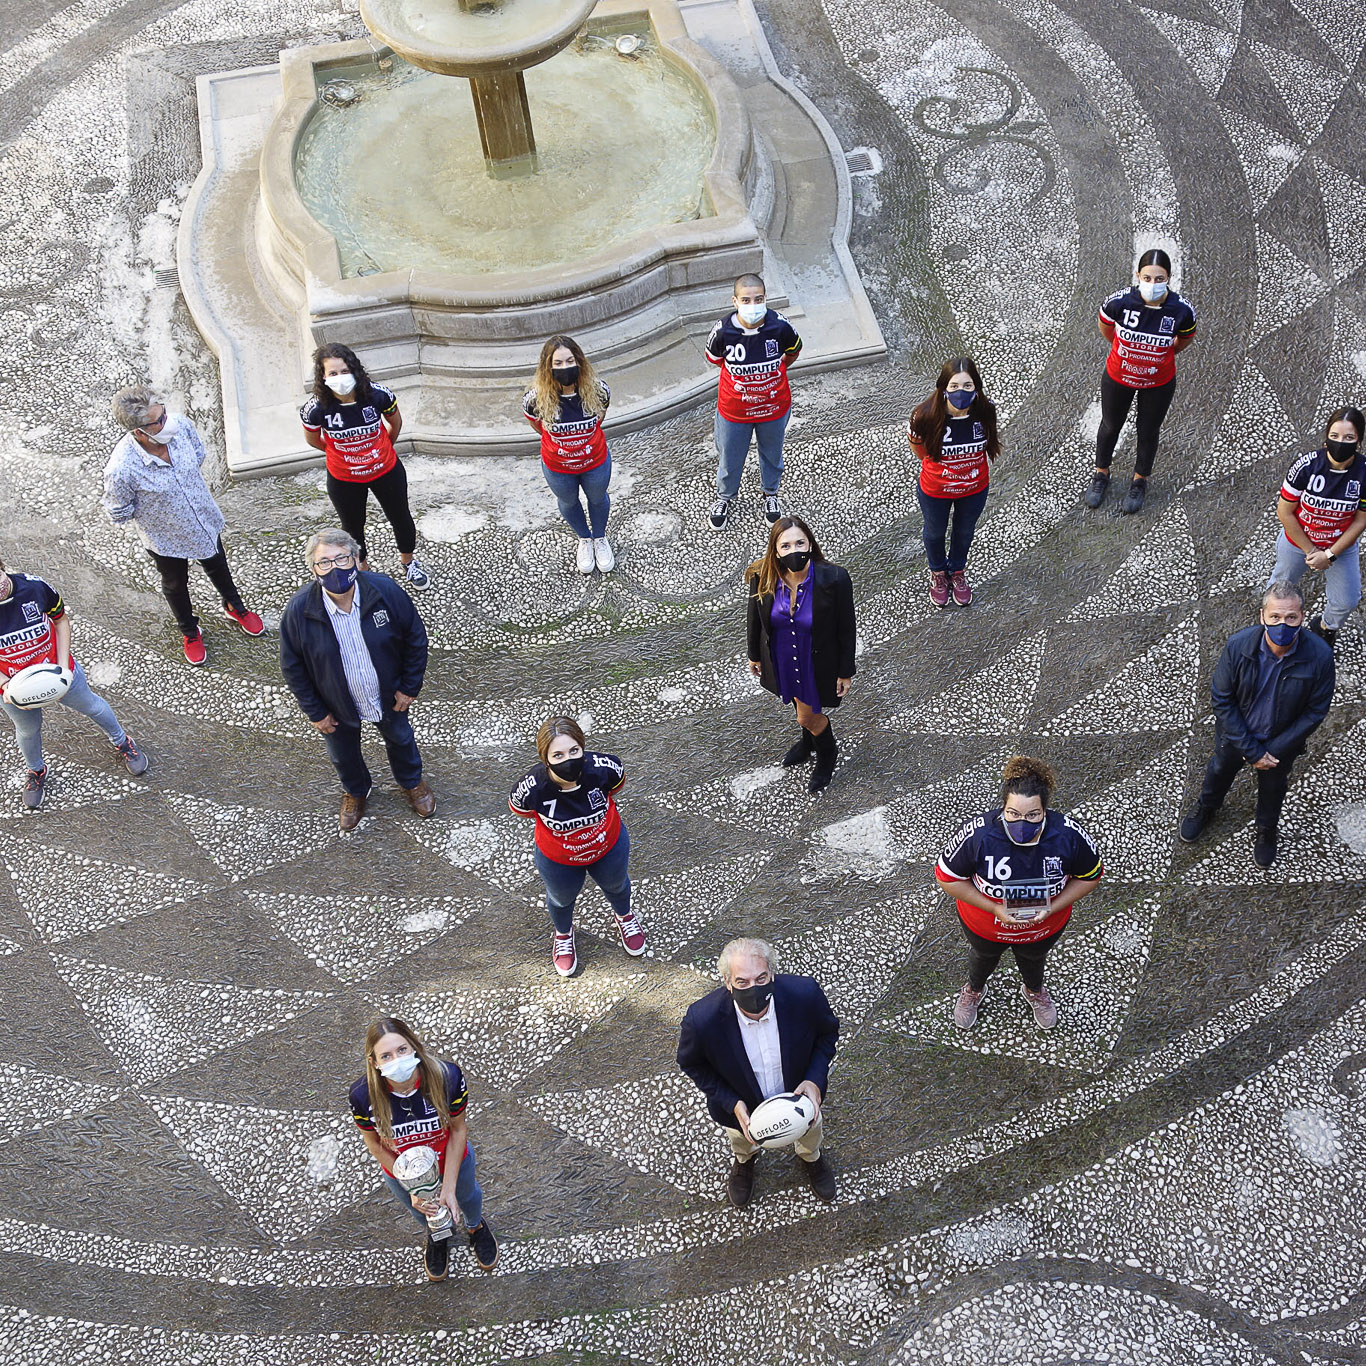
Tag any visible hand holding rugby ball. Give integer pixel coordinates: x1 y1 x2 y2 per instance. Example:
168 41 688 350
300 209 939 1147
747 1092 818 1150
1 663 74 710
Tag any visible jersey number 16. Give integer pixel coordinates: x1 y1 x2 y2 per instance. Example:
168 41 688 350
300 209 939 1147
984 854 1012 881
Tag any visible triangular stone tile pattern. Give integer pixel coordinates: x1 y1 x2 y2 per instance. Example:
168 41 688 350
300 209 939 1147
175 794 349 882
49 956 332 1085
576 850 775 960
148 1096 373 1243
0 832 214 943
1292 0 1366 66
1322 299 1366 411
1069 739 1189 883
1218 106 1303 211
405 814 537 892
1185 360 1297 489
1248 229 1332 349
1041 615 1199 735
808 748 1014 880
1329 615 1366 706
1183 718 1366 885
520 1069 727 1197
394 972 642 1091
0 756 143 821
1314 159 1366 283
0 1063 125 1143
1066 506 1196 621
1141 8 1238 95
887 632 1047 735
242 890 487 984
883 900 1161 1074
1216 499 1282 594
1252 42 1347 142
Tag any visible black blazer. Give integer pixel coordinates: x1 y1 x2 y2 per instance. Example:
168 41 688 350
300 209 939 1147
676 975 840 1129
745 560 857 709
1211 623 1334 761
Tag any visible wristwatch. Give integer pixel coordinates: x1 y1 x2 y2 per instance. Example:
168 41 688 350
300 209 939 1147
1325 548 1337 562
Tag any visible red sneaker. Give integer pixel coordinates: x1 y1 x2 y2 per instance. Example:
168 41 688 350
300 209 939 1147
950 570 972 606
183 631 207 666
552 928 578 977
614 910 647 956
928 571 950 608
224 605 266 636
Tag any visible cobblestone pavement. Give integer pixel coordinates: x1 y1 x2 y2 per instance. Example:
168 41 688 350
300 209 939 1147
2 0 1365 1360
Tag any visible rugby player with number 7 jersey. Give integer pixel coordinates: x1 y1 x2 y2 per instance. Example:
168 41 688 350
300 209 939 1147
1269 405 1366 653
935 756 1104 1031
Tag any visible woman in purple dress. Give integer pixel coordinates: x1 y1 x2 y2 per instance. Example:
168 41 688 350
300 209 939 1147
746 515 857 793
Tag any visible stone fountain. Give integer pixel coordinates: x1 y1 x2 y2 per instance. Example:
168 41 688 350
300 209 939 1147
179 0 884 474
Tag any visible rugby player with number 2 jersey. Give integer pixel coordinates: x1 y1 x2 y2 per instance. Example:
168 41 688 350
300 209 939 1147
1084 248 1197 515
705 273 802 532
935 756 1104 1030
1270 405 1366 652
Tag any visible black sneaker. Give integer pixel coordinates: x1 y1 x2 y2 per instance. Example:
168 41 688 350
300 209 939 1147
1308 615 1339 651
1253 827 1277 869
467 1219 499 1270
708 497 732 531
1082 471 1110 508
801 1154 836 1202
1178 805 1214 843
423 1233 450 1282
763 492 782 524
1120 476 1148 515
23 767 46 810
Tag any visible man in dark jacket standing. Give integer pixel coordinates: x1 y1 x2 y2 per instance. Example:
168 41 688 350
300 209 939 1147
1180 581 1334 868
280 529 435 831
677 937 839 1208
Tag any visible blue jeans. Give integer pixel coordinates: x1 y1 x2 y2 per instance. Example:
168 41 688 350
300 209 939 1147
715 409 791 499
1269 530 1362 630
381 1142 483 1232
917 486 989 573
321 707 422 797
542 456 611 538
533 826 631 934
0 659 126 772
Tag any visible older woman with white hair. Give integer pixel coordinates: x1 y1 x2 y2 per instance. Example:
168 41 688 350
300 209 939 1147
279 528 434 830
676 936 840 1208
103 384 263 666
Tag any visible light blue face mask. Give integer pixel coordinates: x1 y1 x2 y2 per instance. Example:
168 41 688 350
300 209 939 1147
1138 279 1168 302
737 302 767 326
379 1052 420 1083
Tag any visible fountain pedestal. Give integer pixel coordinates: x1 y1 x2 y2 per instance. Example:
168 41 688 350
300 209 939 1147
470 70 537 172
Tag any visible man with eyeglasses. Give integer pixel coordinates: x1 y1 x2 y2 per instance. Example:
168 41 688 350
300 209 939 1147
677 936 839 1208
280 529 435 830
104 385 264 666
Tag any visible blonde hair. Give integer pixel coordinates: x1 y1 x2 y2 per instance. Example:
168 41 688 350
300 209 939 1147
362 1017 450 1147
530 335 607 427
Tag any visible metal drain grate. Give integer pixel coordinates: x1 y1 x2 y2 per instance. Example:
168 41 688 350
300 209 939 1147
844 146 883 176
154 268 179 290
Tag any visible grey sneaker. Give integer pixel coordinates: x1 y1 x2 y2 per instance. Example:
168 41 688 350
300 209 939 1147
23 767 46 810
404 557 432 591
1021 984 1058 1029
708 497 732 531
953 982 985 1030
114 735 148 777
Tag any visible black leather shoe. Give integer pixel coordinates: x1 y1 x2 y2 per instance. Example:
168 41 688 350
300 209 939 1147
727 1157 756 1208
801 1154 836 1202
1253 827 1278 869
1179 805 1215 843
1083 471 1110 508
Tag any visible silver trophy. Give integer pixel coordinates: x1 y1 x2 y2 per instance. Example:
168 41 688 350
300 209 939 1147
393 1145 453 1241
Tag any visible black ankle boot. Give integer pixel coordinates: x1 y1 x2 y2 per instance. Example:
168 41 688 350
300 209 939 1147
782 728 816 767
808 724 837 794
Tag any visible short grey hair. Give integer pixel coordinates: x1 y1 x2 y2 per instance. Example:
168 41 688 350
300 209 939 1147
304 528 360 569
1261 580 1304 611
717 937 777 982
111 385 162 431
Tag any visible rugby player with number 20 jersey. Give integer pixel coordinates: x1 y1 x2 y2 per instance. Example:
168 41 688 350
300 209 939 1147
935 757 1104 1030
1271 406 1366 648
509 716 646 975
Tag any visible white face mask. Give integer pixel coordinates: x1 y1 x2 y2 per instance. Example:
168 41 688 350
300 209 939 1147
144 414 178 445
378 1051 420 1083
324 372 357 396
1138 279 1168 303
736 302 766 327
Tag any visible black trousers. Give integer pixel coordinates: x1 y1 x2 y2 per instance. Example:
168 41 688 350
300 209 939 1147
146 537 245 634
1095 372 1177 478
1198 735 1295 833
961 920 1064 992
326 461 418 562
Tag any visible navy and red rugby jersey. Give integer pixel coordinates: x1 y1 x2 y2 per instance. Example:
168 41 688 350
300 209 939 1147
0 573 67 680
705 309 802 424
913 413 992 499
523 381 610 474
1099 287 1196 389
1279 448 1366 549
509 751 625 866
349 1059 468 1177
300 384 399 483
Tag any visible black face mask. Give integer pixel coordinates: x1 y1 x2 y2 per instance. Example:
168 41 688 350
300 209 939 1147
549 755 585 782
552 365 580 388
730 980 774 1013
776 549 811 573
1326 438 1360 463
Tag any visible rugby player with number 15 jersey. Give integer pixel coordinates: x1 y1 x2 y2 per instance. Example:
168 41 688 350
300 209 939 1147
1270 405 1366 652
935 756 1104 1030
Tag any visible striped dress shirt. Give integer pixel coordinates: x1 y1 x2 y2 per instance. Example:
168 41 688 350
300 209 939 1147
322 589 383 722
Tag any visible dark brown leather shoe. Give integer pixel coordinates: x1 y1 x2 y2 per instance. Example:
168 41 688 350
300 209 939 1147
801 1154 836 1202
726 1157 756 1209
404 779 436 818
339 788 369 832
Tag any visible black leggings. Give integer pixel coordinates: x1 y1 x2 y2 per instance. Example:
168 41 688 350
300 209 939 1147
961 920 1064 992
325 461 417 561
146 537 246 634
1095 371 1176 478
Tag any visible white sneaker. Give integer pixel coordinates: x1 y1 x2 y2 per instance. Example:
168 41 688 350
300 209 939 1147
576 538 596 574
592 537 615 573
552 928 578 976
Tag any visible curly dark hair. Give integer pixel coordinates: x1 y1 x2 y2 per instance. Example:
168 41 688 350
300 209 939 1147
311 342 376 411
1001 755 1057 808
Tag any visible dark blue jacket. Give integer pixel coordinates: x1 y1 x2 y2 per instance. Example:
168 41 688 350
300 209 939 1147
677 975 840 1129
279 572 428 725
1211 623 1334 762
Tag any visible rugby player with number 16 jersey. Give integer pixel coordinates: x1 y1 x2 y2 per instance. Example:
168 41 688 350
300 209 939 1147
705 273 802 532
1270 405 1366 652
935 756 1104 1030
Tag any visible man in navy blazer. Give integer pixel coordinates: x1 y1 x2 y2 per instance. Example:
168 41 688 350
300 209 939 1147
677 937 839 1207
280 528 434 831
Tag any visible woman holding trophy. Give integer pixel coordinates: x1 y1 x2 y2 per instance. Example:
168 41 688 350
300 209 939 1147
349 1017 500 1281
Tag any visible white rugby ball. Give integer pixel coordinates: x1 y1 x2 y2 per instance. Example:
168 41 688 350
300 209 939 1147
748 1092 818 1150
2 663 72 710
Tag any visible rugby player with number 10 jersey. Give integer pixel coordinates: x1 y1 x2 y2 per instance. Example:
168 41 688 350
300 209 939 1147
509 751 625 864
936 810 1104 944
1279 447 1366 548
